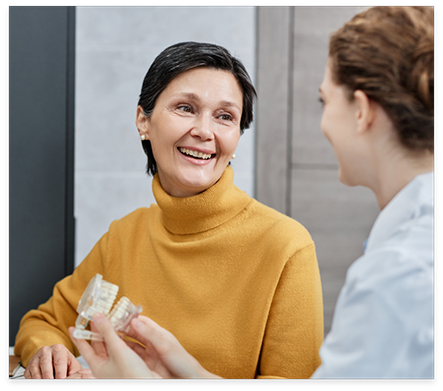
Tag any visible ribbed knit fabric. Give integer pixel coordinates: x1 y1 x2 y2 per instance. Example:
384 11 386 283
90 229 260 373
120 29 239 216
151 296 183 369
15 166 324 378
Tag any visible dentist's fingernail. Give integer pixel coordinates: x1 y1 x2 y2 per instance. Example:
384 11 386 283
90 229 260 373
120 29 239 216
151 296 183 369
93 312 105 324
132 318 141 328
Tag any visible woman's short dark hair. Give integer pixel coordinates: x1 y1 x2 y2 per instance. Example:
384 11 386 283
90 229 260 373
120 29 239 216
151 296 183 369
137 41 257 176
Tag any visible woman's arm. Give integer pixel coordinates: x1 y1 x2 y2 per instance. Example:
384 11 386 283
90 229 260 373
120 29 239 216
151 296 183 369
257 244 324 378
14 232 109 377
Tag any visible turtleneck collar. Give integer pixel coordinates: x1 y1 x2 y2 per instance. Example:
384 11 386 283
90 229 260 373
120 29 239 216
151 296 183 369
152 166 252 234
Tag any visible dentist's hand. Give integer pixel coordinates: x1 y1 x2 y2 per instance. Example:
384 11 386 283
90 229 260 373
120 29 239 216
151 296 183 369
124 315 220 379
69 313 157 379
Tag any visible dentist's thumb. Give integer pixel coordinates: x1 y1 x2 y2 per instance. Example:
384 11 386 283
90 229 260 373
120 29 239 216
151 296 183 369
91 313 125 353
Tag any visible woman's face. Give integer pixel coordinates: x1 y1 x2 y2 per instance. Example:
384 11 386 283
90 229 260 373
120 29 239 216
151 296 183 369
137 67 243 197
319 61 366 187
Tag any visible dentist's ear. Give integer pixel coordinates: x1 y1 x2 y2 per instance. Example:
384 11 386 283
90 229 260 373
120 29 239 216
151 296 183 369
354 90 376 134
136 106 150 140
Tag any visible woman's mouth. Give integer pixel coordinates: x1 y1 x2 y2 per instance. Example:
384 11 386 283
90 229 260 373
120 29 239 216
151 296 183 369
178 147 216 160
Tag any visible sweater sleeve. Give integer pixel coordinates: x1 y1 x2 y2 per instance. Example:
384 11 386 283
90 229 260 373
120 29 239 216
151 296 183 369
257 243 324 379
14 232 109 368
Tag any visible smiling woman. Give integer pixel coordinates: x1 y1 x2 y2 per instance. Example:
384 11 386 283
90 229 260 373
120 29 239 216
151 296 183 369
14 41 324 379
136 67 243 197
138 42 255 177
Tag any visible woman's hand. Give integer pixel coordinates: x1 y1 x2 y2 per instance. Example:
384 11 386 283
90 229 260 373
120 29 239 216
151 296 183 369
69 313 158 379
124 315 220 379
24 344 83 379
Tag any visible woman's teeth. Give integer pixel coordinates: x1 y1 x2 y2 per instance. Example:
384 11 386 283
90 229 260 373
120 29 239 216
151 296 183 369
179 147 213 160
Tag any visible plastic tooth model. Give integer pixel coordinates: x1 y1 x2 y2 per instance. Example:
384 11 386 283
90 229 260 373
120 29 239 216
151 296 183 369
75 274 119 329
108 297 143 333
72 273 142 341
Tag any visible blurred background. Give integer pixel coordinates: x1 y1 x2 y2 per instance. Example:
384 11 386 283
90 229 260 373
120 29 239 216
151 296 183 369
10 6 380 346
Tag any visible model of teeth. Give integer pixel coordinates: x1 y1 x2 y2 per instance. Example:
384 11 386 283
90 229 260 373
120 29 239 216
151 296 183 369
179 147 213 160
72 274 142 341
75 274 119 330
108 297 143 333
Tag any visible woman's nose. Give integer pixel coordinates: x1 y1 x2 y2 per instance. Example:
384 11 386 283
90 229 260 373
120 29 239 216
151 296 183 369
190 113 215 140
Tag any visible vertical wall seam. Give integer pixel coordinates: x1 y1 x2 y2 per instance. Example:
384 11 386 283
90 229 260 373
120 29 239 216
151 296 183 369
253 6 259 200
286 7 295 217
64 6 76 275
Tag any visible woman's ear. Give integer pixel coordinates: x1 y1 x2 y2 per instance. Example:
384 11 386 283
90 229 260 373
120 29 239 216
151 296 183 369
135 106 150 140
354 90 376 134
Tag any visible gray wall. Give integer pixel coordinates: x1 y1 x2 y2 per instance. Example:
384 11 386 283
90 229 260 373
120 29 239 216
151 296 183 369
256 7 380 335
74 6 256 267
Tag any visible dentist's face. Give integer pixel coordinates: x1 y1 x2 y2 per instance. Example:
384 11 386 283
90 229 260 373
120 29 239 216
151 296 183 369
319 61 362 187
137 67 243 197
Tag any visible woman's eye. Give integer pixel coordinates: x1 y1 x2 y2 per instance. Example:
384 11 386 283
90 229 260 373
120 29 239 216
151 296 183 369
178 105 192 113
219 113 233 121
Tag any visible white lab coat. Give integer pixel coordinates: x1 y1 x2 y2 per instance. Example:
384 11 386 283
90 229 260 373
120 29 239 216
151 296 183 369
312 172 434 379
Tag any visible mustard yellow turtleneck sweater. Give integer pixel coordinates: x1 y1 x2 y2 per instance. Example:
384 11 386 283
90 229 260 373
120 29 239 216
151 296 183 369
15 166 324 378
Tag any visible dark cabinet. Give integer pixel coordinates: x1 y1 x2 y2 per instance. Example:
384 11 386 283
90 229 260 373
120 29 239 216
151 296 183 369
9 6 76 346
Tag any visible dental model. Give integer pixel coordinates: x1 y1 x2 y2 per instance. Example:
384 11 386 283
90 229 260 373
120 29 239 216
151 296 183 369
108 296 143 333
72 274 142 341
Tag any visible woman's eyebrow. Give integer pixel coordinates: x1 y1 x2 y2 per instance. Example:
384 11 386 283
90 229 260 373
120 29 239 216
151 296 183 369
172 93 241 112
173 92 200 101
219 100 242 112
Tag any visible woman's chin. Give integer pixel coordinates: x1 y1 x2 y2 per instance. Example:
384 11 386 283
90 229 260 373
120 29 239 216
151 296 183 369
158 159 228 197
179 177 218 196
160 173 218 197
